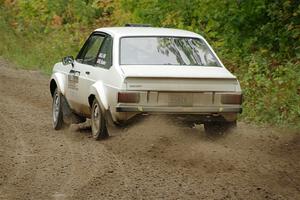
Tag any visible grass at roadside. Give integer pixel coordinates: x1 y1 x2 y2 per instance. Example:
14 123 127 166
0 15 89 75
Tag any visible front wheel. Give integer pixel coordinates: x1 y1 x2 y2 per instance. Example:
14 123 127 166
52 88 64 130
204 121 236 134
91 99 108 140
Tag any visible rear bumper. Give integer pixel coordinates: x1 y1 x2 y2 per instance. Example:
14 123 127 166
116 105 242 114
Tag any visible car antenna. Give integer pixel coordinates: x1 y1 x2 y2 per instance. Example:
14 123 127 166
124 23 152 27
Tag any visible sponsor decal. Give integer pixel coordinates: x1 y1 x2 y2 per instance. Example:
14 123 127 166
68 70 80 90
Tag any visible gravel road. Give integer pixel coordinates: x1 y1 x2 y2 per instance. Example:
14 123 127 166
0 58 299 200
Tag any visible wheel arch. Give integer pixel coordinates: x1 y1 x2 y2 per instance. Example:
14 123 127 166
88 81 109 111
88 94 96 108
88 84 120 131
49 73 66 97
50 79 57 97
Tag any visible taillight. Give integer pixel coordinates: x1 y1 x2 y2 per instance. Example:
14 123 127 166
221 94 242 104
118 92 140 103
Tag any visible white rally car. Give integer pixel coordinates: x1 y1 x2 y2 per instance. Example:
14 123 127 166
50 25 242 140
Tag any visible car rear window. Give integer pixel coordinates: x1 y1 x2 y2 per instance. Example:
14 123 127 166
120 37 221 67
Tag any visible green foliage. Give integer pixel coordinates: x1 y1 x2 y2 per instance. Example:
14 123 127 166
240 55 300 125
12 0 102 31
0 0 114 73
119 0 300 59
0 15 81 74
0 0 299 126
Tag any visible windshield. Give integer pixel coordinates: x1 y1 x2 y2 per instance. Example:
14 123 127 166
120 37 221 66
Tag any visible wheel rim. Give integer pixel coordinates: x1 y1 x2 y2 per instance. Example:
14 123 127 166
92 102 101 137
52 93 60 124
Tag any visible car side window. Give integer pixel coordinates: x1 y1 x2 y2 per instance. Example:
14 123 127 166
77 34 105 65
95 36 113 69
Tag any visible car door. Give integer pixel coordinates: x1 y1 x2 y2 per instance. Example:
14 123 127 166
79 34 114 116
74 33 113 116
67 33 106 115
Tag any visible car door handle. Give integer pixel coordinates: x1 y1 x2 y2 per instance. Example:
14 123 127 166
70 69 80 75
85 71 90 75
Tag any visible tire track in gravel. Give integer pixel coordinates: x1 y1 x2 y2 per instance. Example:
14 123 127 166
0 59 133 200
0 80 72 199
59 126 140 200
0 110 28 199
0 109 23 200
56 129 136 200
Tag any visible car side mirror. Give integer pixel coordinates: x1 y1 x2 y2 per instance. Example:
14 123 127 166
62 56 74 67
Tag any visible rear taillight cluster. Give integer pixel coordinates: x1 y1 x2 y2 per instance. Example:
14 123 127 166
118 92 140 103
221 94 243 104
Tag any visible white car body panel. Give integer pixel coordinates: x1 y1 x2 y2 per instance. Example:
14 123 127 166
124 77 238 92
120 65 236 79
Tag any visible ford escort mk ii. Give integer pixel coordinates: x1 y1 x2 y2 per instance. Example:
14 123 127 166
50 25 242 140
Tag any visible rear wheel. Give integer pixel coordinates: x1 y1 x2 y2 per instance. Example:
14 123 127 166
52 88 64 130
204 121 236 134
91 99 108 140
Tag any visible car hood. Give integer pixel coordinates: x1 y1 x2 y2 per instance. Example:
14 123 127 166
120 65 236 79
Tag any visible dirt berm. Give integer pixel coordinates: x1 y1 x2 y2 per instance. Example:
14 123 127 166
0 59 299 200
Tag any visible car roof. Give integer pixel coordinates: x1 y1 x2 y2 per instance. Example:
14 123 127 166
94 27 203 38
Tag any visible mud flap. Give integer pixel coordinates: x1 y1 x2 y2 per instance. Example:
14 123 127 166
105 110 123 136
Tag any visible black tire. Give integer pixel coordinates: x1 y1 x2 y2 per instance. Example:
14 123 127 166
91 99 108 140
52 88 64 130
204 121 236 134
77 115 87 123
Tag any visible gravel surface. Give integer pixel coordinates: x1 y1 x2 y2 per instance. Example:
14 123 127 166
0 59 299 200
